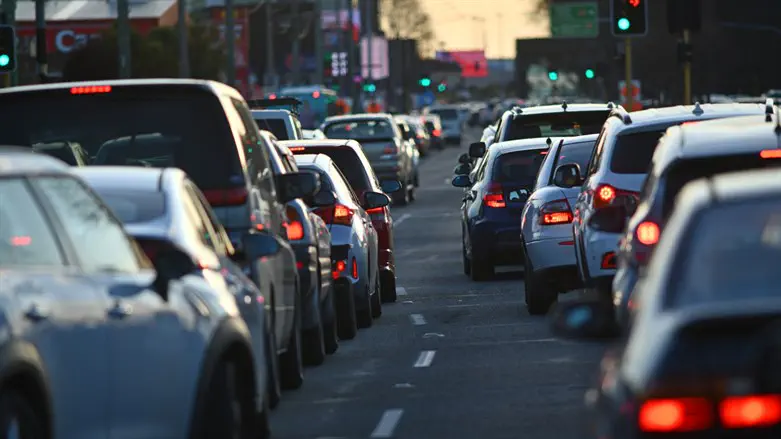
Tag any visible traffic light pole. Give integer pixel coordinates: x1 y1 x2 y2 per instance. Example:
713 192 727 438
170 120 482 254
683 29 692 105
624 38 633 111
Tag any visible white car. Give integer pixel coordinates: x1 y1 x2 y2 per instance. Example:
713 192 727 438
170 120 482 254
520 134 598 314
303 129 326 139
427 105 464 145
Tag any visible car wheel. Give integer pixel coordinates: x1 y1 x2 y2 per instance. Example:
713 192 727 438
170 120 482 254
524 250 557 316
462 233 471 275
0 389 45 439
199 359 256 439
279 307 304 390
470 258 493 281
371 276 382 318
357 284 373 329
380 270 397 303
264 326 282 409
335 282 358 340
322 288 339 354
302 287 326 367
255 390 271 439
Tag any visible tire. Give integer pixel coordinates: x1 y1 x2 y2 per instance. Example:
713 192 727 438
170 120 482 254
371 277 382 319
302 287 326 367
380 270 397 303
322 289 339 354
524 250 557 316
407 185 416 202
279 307 304 390
254 392 271 439
199 359 256 439
335 282 358 340
392 179 409 206
0 389 45 439
357 284 373 329
264 328 282 409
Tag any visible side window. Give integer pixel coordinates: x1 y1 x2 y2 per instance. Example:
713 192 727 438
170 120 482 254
233 99 273 189
293 118 304 139
333 164 362 205
35 177 144 273
587 128 608 177
186 183 230 255
475 155 490 181
0 178 65 267
182 184 214 248
493 118 503 143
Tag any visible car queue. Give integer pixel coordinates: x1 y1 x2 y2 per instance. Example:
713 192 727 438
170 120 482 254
0 79 434 439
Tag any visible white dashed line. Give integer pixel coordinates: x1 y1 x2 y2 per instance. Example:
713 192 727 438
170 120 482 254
370 409 404 438
409 313 427 325
414 350 436 368
396 287 408 296
393 213 412 227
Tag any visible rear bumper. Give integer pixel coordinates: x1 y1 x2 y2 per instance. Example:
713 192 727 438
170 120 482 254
525 238 578 272
293 243 320 330
471 222 523 265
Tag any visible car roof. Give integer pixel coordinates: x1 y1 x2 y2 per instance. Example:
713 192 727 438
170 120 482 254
278 139 354 149
251 109 293 118
73 166 175 192
323 113 393 123
508 102 616 116
0 148 71 175
0 78 241 99
611 102 772 128
561 133 600 144
293 153 332 169
709 167 781 201
491 137 559 154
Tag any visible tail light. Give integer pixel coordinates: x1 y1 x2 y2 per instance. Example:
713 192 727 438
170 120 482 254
332 260 347 279
351 257 358 278
203 187 248 207
636 220 660 246
432 129 442 137
592 184 638 210
382 144 398 155
540 199 573 225
638 398 713 432
71 85 112 94
601 252 616 269
315 204 354 226
760 150 781 159
483 182 505 208
285 206 305 241
720 395 781 428
289 146 306 152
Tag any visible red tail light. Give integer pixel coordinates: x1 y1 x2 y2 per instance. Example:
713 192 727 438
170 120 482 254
203 187 248 207
593 184 638 209
289 146 306 152
71 85 112 94
383 144 398 154
636 221 660 246
432 129 442 137
601 252 616 269
483 182 505 208
760 150 781 159
285 206 305 241
638 398 713 432
540 199 573 225
332 260 347 279
10 236 31 246
316 204 354 226
351 257 358 278
720 395 781 428
366 207 383 214
269 94 277 99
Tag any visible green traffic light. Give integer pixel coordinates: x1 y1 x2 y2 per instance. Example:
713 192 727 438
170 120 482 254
420 78 431 87
437 84 446 92
585 69 595 79
0 54 8 67
548 71 558 81
617 18 631 31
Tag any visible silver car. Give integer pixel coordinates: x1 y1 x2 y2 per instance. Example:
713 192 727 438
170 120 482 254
295 153 389 334
520 134 598 315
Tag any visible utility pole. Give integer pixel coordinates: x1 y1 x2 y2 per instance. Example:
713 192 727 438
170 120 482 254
265 0 276 93
177 0 190 77
224 0 236 86
34 0 46 81
624 38 632 111
290 0 299 84
365 0 373 109
313 0 323 86
117 0 131 78
335 0 343 91
348 0 359 111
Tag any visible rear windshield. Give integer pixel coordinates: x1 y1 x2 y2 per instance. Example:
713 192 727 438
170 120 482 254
91 189 167 224
324 119 395 142
255 118 289 140
503 111 608 140
290 147 371 194
609 130 665 174
662 154 781 218
668 199 781 309
429 109 458 120
492 149 548 184
0 87 240 190
549 140 595 184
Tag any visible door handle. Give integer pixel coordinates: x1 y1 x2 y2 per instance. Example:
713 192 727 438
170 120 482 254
108 301 133 319
24 304 49 322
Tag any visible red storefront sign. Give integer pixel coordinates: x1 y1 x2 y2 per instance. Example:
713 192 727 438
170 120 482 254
210 8 251 97
15 20 159 54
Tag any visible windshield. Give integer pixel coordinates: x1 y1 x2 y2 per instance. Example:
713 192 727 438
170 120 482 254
492 149 548 184
503 111 608 140
255 118 289 140
0 87 241 190
290 147 371 194
91 189 167 224
324 119 395 141
429 109 459 120
609 130 665 174
668 199 781 309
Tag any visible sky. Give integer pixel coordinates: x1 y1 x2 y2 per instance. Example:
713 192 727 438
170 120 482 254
420 0 551 59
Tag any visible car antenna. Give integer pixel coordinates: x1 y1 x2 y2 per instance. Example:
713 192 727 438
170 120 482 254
546 137 552 147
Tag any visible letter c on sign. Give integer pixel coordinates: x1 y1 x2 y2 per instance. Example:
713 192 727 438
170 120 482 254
56 30 75 54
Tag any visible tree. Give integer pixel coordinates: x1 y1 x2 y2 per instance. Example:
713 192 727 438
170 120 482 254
62 24 224 81
380 0 435 51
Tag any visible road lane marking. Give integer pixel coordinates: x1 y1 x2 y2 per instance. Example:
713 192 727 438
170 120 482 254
409 313 427 325
370 409 404 438
396 287 408 296
393 213 412 227
414 350 436 368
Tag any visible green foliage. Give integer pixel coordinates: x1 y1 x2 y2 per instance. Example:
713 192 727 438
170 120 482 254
62 24 224 81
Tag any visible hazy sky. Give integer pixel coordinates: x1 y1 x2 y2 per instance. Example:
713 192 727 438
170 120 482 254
420 0 551 59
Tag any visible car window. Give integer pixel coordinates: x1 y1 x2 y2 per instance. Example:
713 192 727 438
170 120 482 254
0 178 65 267
475 153 490 182
182 183 216 248
429 108 458 120
35 176 144 273
324 119 395 141
492 149 548 184
502 111 608 141
255 117 289 140
328 164 360 204
90 189 167 224
290 146 371 194
187 183 230 255
609 130 665 174
586 128 607 177
547 140 596 185
667 199 781 309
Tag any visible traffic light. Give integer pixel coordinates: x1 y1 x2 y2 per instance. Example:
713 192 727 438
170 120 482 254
0 25 16 72
437 83 447 92
610 0 648 37
363 83 376 93
584 69 595 79
419 76 431 87
548 70 559 81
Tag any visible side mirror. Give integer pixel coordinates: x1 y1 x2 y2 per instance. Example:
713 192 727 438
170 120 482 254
151 244 197 300
380 180 402 194
363 191 391 210
458 153 471 164
553 164 583 188
454 163 471 175
275 171 320 203
452 174 471 188
311 190 337 207
243 231 283 261
469 141 486 158
549 301 620 340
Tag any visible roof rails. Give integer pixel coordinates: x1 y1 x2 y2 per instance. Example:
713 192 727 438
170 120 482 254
607 101 615 109
765 98 775 122
692 102 704 115
247 97 303 116
561 101 568 111
610 106 632 124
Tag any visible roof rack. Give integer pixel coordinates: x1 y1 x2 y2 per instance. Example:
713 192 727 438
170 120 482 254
561 101 568 111
607 101 616 110
692 102 704 115
247 97 303 116
765 98 775 116
610 106 632 124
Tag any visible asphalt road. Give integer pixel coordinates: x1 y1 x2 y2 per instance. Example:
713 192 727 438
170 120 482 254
270 130 608 439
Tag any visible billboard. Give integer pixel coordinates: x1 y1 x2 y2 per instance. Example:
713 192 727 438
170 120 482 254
436 50 488 78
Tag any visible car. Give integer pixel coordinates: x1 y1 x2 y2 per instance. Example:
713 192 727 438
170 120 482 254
402 115 433 156
426 104 464 145
452 138 552 280
570 101 774 300
252 108 304 141
282 139 403 303
613 109 781 328
421 114 445 150
553 166 781 439
296 153 390 332
394 116 421 191
0 78 320 392
303 129 327 139
489 102 615 146
260 130 338 363
32 141 90 166
321 113 415 205
0 150 272 438
520 134 599 314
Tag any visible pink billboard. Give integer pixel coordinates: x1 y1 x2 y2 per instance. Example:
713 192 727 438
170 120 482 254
436 50 489 78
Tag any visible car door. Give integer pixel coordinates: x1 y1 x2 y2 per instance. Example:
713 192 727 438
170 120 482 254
1 176 111 439
339 165 379 287
34 176 199 439
573 129 607 277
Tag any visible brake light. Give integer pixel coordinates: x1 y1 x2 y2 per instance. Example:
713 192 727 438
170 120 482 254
383 144 398 154
289 146 306 152
332 260 347 279
285 206 305 240
366 207 383 214
540 199 573 225
596 184 616 205
593 184 638 209
312 91 320 98
432 129 442 137
636 221 660 246
760 150 781 159
203 187 248 207
720 395 781 428
483 182 505 208
638 398 713 432
601 252 616 269
351 257 358 278
269 94 277 99
334 204 353 225
70 85 112 94
10 236 31 246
